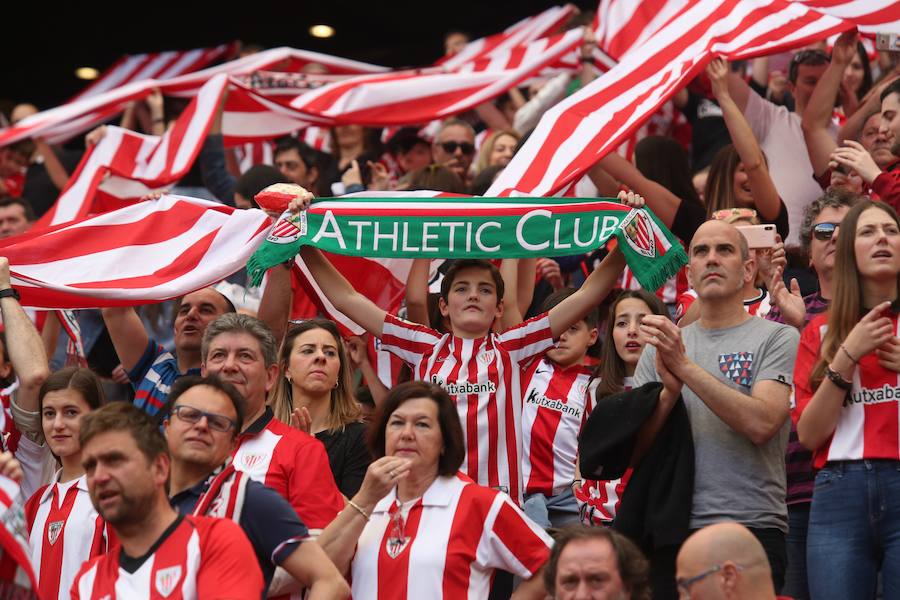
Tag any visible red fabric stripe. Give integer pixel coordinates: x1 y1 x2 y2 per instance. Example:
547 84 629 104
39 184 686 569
499 350 520 503
490 501 550 575
526 373 572 494
39 483 81 600
442 484 484 598
375 502 424 600
482 340 500 489
8 203 223 263
66 229 217 289
309 201 626 218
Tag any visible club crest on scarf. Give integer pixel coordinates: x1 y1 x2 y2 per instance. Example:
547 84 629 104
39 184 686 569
47 520 64 545
267 212 307 245
155 565 182 597
719 352 754 388
620 210 656 258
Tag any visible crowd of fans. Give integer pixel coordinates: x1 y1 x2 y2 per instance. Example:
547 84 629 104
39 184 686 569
0 14 899 600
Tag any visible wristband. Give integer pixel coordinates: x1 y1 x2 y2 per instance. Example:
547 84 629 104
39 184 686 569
571 479 583 489
347 499 370 521
0 288 20 302
825 365 852 391
840 344 859 364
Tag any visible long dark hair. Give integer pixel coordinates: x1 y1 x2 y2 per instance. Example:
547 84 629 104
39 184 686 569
595 290 669 398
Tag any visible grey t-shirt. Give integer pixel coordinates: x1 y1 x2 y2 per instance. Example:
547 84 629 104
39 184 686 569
634 316 799 532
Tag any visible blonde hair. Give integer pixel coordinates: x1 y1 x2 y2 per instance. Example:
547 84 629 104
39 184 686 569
475 130 520 174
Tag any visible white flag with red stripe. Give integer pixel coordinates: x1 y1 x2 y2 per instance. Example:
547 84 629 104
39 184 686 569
488 0 899 198
70 43 238 102
0 195 271 309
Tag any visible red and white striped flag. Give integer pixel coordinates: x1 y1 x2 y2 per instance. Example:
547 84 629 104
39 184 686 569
488 0 899 198
37 74 230 228
1 195 271 309
70 43 239 102
436 5 577 70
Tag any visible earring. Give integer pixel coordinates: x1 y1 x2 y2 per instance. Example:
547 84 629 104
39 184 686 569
286 374 292 383
333 381 339 389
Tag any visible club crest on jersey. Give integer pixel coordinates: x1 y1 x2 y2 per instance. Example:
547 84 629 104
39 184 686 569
47 520 64 545
267 212 307 244
477 349 495 364
155 566 182 597
156 565 181 597
620 210 656 258
385 535 411 559
241 453 266 470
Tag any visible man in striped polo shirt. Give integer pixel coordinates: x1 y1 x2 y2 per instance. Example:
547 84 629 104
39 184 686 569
72 403 263 599
102 287 236 418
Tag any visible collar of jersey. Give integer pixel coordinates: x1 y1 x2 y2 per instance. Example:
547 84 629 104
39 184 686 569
372 474 459 513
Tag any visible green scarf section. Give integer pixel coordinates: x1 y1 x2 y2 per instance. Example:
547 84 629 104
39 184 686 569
247 196 687 291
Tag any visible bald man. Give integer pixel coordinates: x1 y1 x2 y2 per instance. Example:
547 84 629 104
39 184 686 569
676 522 780 599
634 220 800 591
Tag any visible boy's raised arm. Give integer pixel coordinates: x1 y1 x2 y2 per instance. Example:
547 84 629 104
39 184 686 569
298 246 387 338
547 247 625 338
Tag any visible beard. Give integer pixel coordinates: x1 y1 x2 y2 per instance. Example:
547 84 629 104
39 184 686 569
95 487 157 527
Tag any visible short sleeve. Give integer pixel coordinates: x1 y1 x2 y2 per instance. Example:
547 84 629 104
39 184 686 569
791 317 824 425
380 313 442 367
196 518 264 599
479 494 552 578
285 439 344 531
753 323 800 387
497 312 556 365
127 339 164 387
633 343 661 388
742 88 774 147
240 481 309 566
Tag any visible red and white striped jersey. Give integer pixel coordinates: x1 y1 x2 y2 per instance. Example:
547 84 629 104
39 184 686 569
233 408 344 531
380 313 556 504
71 514 263 600
521 359 596 496
24 472 109 600
350 473 552 600
794 314 900 468
675 288 772 324
367 334 406 389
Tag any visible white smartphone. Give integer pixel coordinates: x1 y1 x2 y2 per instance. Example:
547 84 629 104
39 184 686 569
736 224 776 249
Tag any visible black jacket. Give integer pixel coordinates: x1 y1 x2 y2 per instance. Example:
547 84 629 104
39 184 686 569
579 382 694 550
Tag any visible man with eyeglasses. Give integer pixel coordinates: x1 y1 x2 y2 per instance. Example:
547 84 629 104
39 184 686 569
431 118 477 184
726 46 833 246
165 375 349 599
676 522 783 600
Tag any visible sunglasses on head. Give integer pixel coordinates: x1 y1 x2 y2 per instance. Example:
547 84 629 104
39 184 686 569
439 141 475 155
812 222 839 241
